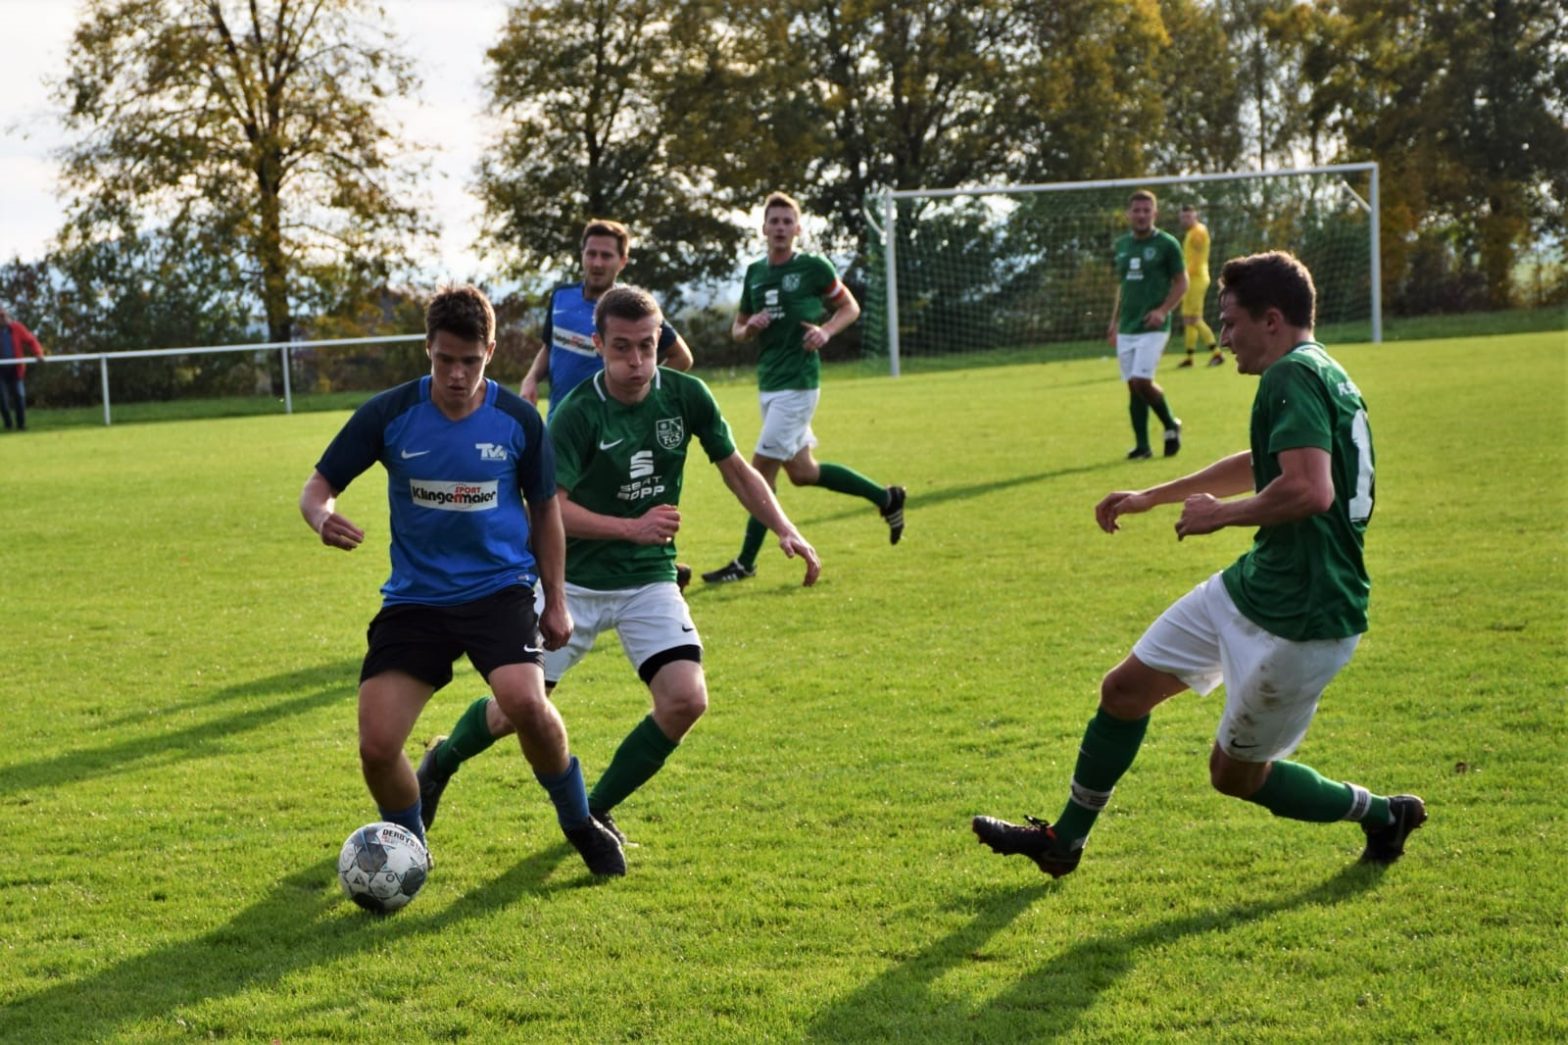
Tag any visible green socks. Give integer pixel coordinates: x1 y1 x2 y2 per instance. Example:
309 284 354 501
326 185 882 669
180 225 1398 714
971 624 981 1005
814 462 886 505
1054 709 1150 844
587 714 679 814
736 461 885 568
1246 761 1392 825
1148 393 1177 430
434 696 502 776
738 516 768 570
1128 392 1150 449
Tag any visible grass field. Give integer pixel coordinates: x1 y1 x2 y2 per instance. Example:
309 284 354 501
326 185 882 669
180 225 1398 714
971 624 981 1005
2 330 1564 1041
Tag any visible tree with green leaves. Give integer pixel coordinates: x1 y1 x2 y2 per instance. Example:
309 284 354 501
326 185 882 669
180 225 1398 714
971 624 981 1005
477 0 747 305
54 0 430 344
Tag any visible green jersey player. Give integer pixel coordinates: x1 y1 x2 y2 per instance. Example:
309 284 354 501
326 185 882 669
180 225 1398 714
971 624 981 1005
976 251 1425 879
702 191 906 585
417 286 820 854
1108 189 1188 460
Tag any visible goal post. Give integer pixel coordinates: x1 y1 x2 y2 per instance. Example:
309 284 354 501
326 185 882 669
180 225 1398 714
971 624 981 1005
862 163 1381 376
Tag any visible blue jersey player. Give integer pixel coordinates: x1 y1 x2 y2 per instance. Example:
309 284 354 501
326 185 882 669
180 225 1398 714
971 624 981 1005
519 219 693 415
299 285 626 876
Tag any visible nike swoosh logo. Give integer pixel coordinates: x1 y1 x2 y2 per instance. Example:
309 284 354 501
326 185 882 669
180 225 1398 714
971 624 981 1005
400 449 431 459
523 645 544 655
680 625 695 633
598 438 623 450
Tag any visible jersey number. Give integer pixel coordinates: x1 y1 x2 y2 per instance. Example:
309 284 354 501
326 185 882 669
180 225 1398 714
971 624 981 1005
1348 409 1374 523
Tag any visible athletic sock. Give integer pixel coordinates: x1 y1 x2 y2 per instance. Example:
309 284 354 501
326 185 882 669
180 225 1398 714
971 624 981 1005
1054 709 1150 844
588 714 679 814
1245 760 1391 823
1149 393 1177 430
536 754 591 829
1183 324 1198 354
738 516 768 570
379 799 426 847
1129 392 1151 449
435 696 499 776
1195 318 1217 347
814 461 886 505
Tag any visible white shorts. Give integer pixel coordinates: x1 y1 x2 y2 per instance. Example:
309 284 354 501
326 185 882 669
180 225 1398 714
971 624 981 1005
542 582 702 685
1117 331 1171 381
754 389 820 461
1132 572 1360 762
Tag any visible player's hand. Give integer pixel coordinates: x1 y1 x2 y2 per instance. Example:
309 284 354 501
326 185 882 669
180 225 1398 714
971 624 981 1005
1106 322 1118 347
800 323 828 352
519 376 539 405
1175 494 1226 540
628 504 681 545
1095 490 1153 534
1143 308 1166 330
779 532 821 586
744 312 773 336
538 600 573 651
315 510 365 551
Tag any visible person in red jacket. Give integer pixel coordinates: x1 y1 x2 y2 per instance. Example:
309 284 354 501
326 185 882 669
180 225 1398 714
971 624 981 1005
0 306 46 431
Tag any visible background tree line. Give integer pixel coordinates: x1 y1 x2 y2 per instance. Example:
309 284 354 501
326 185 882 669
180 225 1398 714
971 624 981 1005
2 0 1562 404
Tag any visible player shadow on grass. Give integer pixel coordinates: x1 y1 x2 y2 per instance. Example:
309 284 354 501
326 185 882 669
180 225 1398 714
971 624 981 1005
0 659 360 798
804 862 1385 1042
0 845 591 1040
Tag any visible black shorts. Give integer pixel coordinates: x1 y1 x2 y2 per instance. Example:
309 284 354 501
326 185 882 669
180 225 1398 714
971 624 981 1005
360 585 543 689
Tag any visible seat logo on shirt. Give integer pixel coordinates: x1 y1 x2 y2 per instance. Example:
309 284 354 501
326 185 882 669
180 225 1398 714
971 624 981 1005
475 442 508 462
656 417 684 450
410 479 500 512
629 450 654 479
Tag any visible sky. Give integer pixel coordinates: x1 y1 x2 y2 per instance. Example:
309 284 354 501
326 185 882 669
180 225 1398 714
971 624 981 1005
0 0 510 280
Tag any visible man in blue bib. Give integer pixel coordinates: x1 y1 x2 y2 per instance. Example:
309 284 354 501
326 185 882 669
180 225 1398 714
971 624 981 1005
299 284 625 876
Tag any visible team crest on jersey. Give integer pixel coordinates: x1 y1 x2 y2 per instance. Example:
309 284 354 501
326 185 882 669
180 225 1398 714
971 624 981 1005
656 417 684 449
474 442 508 461
782 273 801 292
1143 247 1156 260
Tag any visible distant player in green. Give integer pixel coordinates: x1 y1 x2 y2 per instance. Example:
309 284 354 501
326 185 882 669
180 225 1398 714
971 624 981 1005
417 286 820 850
1107 189 1187 459
702 191 905 584
976 251 1426 878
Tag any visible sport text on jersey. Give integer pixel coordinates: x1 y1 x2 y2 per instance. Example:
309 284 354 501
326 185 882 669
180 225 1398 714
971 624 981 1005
618 450 666 503
409 479 501 511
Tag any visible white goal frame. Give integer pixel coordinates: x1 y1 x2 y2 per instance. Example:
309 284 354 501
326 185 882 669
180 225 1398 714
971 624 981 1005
867 163 1381 376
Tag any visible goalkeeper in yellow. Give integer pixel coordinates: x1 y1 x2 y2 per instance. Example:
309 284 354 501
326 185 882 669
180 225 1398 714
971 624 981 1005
1178 205 1224 368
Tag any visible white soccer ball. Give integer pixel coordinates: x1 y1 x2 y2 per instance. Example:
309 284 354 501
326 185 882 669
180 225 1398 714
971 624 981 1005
337 822 431 914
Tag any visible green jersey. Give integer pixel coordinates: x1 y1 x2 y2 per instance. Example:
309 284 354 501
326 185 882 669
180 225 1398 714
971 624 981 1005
548 368 736 591
1221 342 1374 641
1113 229 1185 334
739 251 847 392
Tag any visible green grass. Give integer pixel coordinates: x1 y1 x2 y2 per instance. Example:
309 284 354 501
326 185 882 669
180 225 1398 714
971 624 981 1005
1 331 1564 1041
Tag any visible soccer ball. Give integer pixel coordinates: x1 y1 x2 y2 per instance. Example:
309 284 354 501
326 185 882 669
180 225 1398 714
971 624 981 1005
337 822 431 914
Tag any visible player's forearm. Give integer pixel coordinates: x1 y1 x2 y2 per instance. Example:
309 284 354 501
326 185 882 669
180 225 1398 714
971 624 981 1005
1143 451 1254 506
299 471 338 533
523 346 549 385
819 293 861 338
529 499 568 600
718 456 801 540
664 337 694 371
557 495 637 542
1210 449 1334 529
1160 274 1189 315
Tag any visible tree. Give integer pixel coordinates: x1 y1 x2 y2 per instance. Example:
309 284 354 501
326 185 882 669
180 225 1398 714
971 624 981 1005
1298 0 1568 309
477 0 748 305
55 0 430 343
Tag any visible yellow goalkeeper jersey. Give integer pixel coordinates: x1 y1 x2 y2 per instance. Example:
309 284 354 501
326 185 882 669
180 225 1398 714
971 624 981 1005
1183 221 1211 279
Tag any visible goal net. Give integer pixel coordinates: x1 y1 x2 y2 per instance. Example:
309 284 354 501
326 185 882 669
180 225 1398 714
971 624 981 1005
861 164 1380 374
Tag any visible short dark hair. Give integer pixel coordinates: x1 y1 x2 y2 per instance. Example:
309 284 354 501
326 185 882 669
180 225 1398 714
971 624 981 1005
764 191 802 218
1180 203 1197 213
582 219 630 256
594 284 663 338
425 285 495 345
1129 189 1157 207
1218 251 1317 329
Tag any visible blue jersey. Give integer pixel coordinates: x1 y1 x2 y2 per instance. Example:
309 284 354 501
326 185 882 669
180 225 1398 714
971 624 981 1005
315 376 555 607
543 283 680 414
